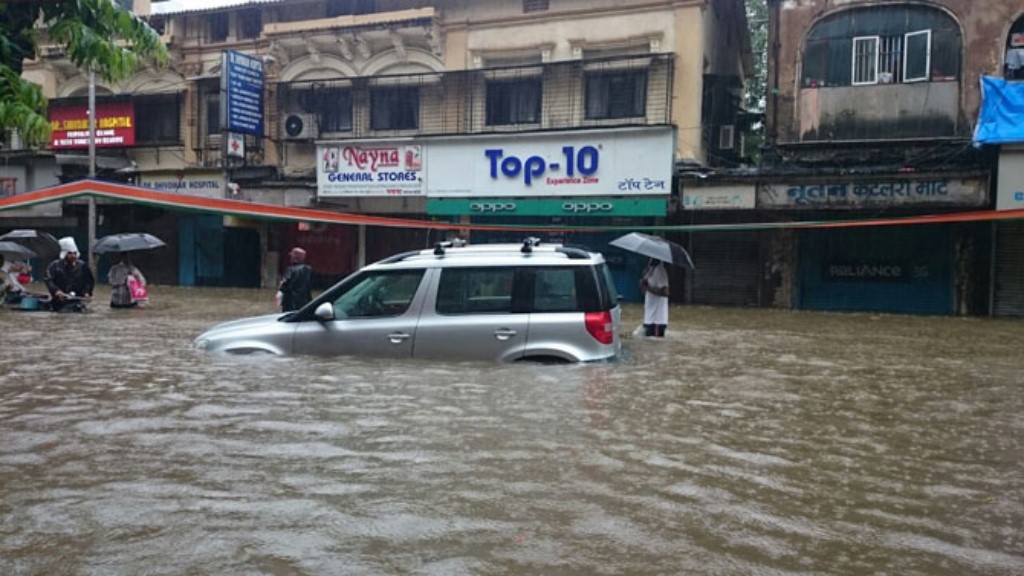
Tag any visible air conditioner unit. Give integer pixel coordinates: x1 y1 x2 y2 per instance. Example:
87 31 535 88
718 124 735 151
281 113 317 140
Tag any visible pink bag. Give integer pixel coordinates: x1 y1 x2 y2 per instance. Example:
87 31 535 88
128 276 148 303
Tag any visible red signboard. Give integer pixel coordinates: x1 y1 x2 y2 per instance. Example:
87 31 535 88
49 102 135 149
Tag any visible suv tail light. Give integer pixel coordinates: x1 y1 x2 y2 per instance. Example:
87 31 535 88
584 311 614 344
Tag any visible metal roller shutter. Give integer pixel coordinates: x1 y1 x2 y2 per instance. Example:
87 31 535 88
994 222 1024 317
688 231 762 307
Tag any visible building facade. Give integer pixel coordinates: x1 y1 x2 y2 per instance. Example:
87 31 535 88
685 0 1020 315
2 0 751 296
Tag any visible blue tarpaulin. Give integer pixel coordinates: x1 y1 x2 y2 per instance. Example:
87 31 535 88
973 76 1024 146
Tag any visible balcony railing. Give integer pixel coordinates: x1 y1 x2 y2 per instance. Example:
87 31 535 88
274 53 674 142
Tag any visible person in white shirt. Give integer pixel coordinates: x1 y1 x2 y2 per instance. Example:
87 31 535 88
641 258 670 337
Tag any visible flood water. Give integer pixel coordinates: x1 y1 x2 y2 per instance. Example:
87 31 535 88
1 285 1023 575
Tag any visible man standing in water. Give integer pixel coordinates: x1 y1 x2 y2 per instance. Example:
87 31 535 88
278 247 313 312
45 237 94 312
641 258 670 337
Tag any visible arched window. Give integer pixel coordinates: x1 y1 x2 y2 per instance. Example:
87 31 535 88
802 6 960 88
1006 16 1024 81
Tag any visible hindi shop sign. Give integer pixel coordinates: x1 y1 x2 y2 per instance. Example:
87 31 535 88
758 178 987 209
49 102 135 149
221 50 264 136
317 143 425 197
426 127 673 198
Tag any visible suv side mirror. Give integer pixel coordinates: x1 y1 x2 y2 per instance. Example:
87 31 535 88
314 302 335 321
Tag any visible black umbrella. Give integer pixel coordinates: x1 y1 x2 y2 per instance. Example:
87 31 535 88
0 241 37 260
92 233 166 254
0 229 59 261
609 232 695 269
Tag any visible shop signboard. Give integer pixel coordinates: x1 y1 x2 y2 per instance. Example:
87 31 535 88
49 102 135 149
317 143 424 197
426 127 673 198
427 197 666 217
759 178 986 208
997 148 1024 211
682 185 756 210
221 50 264 136
138 171 225 199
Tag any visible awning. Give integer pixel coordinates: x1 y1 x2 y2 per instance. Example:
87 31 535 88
973 76 1024 146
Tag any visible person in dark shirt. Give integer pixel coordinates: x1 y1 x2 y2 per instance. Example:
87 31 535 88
279 247 313 312
45 237 94 312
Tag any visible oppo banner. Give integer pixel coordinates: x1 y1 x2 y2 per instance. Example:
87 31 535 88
49 102 135 149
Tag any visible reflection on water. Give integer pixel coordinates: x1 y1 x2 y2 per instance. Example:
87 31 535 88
1 285 1023 575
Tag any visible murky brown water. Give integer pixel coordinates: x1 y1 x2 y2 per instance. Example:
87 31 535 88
1 285 1023 575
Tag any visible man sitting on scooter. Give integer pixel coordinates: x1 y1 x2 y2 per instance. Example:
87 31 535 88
44 237 94 312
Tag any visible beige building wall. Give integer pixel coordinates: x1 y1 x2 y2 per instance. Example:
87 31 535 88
21 0 745 176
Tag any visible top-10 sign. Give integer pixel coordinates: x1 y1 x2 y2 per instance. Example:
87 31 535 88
426 127 674 197
221 50 264 136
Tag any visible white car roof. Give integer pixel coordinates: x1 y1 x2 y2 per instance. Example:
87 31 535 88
366 242 605 270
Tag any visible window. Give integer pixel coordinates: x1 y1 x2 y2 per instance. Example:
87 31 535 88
370 86 419 131
437 268 516 314
208 12 228 43
486 79 541 125
853 31 930 85
802 6 959 88
308 88 352 132
903 30 931 82
326 0 376 17
202 86 220 138
852 36 878 85
529 267 601 313
329 270 423 318
238 10 261 40
135 95 180 144
523 0 548 13
585 70 647 120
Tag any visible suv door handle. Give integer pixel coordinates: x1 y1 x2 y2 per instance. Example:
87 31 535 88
493 328 517 340
387 332 411 344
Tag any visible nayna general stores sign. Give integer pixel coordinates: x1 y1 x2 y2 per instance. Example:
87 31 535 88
49 102 135 149
317 143 424 196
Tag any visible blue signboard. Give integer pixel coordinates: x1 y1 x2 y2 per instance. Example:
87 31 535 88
221 51 264 136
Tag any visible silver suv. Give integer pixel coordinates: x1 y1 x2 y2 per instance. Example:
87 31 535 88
194 239 622 362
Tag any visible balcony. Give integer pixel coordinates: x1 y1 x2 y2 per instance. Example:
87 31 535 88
798 80 961 142
274 53 674 141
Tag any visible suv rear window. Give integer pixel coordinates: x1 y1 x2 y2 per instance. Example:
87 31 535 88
436 265 605 315
598 263 619 309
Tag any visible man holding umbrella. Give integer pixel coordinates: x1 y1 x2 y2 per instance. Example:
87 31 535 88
641 258 670 337
44 237 94 312
610 232 694 338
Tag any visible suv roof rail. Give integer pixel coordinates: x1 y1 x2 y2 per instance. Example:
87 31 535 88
377 249 422 264
521 237 542 254
433 238 467 256
556 246 590 259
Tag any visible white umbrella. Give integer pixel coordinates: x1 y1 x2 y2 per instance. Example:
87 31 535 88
609 232 695 269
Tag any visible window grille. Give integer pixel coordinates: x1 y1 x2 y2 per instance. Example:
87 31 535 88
486 79 541 125
852 36 878 85
135 95 181 144
370 86 419 131
585 70 648 120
